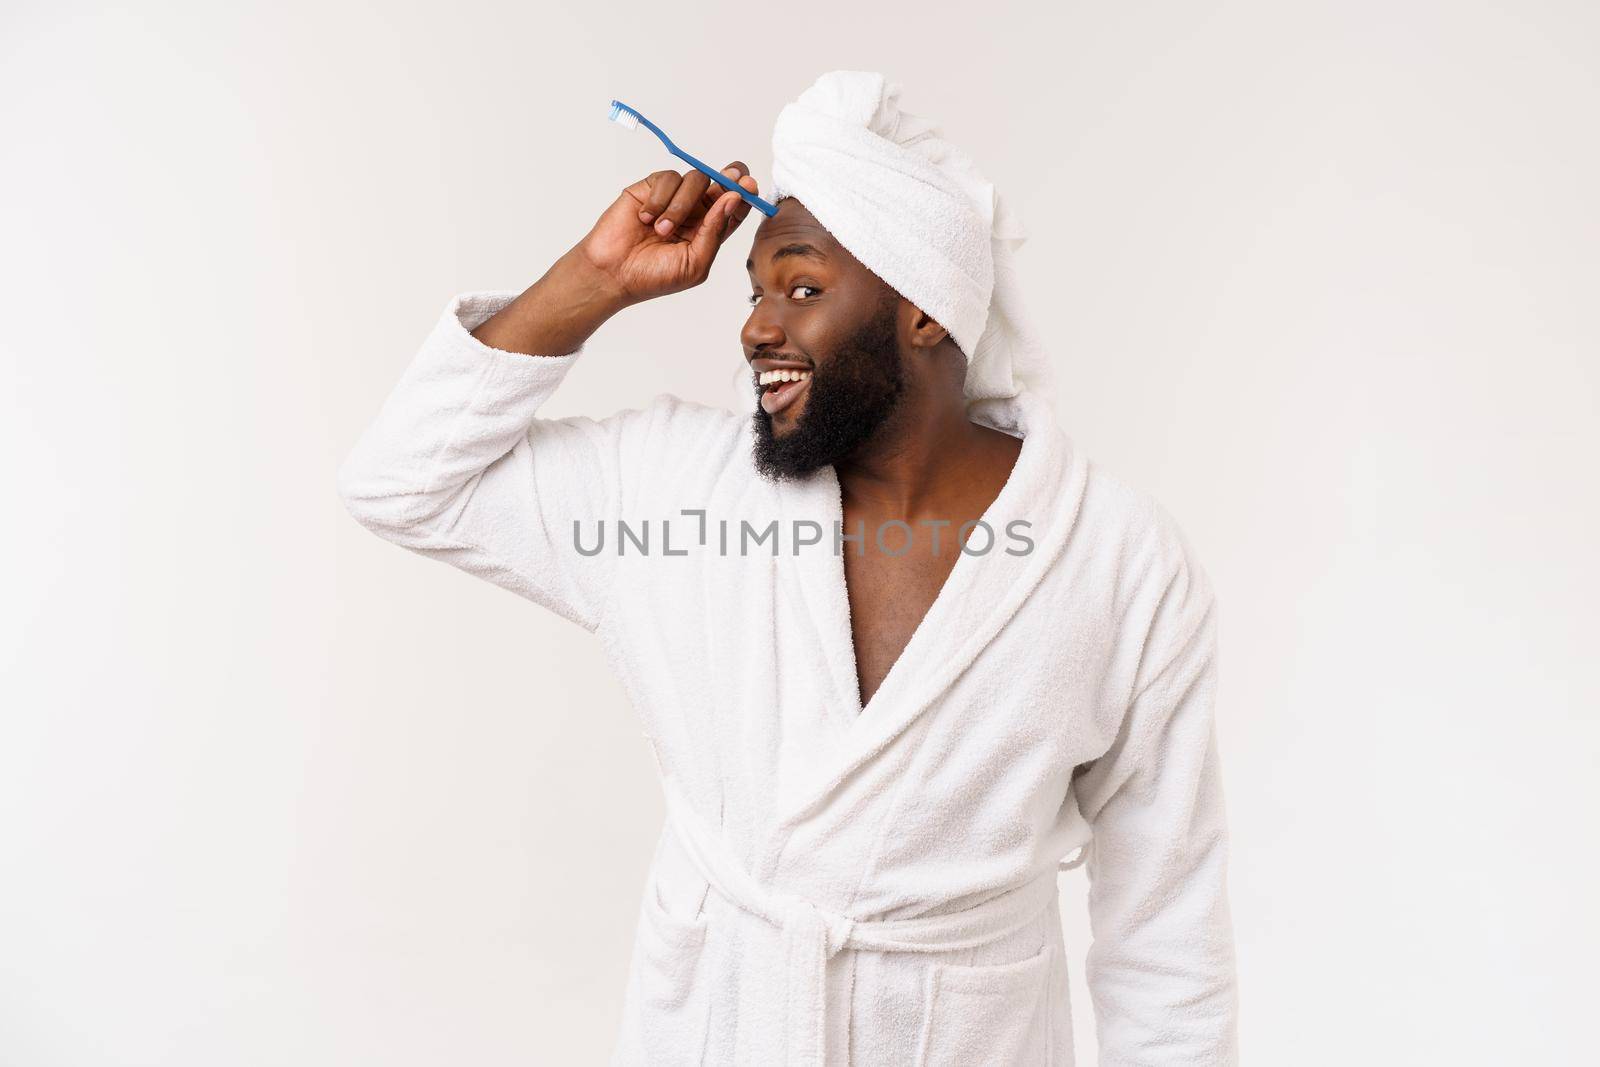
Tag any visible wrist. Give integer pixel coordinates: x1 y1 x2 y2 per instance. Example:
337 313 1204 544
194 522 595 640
561 244 634 315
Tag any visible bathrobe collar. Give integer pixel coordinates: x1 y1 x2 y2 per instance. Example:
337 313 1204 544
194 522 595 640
773 387 1089 829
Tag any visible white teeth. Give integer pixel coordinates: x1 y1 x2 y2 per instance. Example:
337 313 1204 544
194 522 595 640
757 369 812 386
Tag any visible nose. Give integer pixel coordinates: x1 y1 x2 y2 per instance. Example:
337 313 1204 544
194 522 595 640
741 301 785 356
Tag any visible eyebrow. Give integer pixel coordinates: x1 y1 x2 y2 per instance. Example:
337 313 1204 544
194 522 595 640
746 243 829 271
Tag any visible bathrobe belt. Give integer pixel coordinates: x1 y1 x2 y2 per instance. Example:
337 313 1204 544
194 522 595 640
662 784 1084 1067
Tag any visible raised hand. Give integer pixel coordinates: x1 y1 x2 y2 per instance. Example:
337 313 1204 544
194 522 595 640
577 161 760 306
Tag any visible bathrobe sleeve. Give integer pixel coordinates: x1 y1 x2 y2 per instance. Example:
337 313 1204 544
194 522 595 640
336 290 659 633
1072 503 1240 1065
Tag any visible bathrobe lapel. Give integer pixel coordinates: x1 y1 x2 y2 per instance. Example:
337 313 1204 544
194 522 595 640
772 389 1090 833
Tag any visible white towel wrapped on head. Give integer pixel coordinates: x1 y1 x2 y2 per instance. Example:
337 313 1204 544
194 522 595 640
769 69 1057 414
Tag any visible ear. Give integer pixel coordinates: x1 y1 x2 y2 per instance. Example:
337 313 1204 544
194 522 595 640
906 305 951 351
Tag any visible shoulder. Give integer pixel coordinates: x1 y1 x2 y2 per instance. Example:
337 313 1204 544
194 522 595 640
624 393 749 472
1074 451 1215 612
540 390 744 453
1069 457 1222 720
640 392 747 443
599 393 754 507
1075 454 1184 564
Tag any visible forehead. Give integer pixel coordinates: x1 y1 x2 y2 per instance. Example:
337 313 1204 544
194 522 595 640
746 198 848 274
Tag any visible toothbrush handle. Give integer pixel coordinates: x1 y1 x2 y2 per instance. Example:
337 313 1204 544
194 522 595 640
666 144 780 217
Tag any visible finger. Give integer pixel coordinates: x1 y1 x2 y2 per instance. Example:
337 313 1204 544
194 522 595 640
689 189 745 266
636 170 683 225
654 168 712 236
698 162 747 211
727 174 758 226
703 174 758 237
697 170 760 241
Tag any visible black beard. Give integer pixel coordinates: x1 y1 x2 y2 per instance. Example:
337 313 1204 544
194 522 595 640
750 297 905 482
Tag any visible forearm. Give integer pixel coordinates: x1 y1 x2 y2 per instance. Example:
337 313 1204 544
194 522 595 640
1084 726 1239 1064
471 246 632 356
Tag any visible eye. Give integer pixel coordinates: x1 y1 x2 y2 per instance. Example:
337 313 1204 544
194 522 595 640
746 285 820 307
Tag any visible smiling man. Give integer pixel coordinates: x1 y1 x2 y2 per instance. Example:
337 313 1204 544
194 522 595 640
746 226 915 486
742 210 1018 494
338 71 1239 1066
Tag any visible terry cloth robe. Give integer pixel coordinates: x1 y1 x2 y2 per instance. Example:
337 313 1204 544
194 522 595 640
337 291 1241 1066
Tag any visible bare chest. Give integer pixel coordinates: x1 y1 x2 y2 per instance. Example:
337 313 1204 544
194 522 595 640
840 511 973 710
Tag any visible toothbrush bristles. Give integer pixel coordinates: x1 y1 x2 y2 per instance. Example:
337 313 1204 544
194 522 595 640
607 102 639 129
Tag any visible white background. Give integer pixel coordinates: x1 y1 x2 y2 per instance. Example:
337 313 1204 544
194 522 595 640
3 1 1596 1063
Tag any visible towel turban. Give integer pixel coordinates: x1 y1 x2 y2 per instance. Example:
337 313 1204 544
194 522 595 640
769 70 1057 412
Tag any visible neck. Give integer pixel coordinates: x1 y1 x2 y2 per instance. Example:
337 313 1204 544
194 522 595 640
835 386 1017 518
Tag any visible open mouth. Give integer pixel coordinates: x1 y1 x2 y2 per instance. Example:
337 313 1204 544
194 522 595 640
757 369 812 417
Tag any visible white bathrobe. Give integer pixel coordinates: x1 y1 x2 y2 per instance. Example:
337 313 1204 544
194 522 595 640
337 291 1240 1066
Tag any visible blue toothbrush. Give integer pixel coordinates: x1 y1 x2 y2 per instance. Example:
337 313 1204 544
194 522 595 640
608 99 779 218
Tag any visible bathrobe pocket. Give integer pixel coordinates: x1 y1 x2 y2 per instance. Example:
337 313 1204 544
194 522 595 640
633 851 713 1063
914 943 1055 1067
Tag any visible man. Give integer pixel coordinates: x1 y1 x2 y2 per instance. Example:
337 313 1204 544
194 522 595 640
339 71 1238 1066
